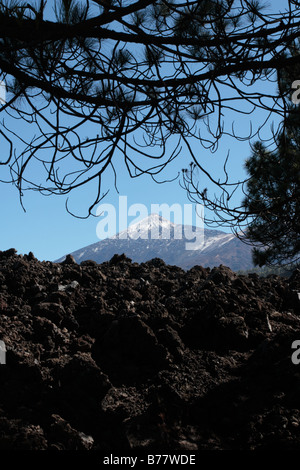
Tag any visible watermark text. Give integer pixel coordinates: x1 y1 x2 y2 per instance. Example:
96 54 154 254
0 340 6 364
96 196 204 250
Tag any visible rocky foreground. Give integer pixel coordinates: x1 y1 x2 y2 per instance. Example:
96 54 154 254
0 248 300 451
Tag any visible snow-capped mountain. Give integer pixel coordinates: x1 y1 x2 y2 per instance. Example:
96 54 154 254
56 213 254 271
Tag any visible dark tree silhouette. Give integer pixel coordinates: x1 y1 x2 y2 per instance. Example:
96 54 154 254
0 0 300 216
242 45 300 268
242 134 300 267
182 37 300 267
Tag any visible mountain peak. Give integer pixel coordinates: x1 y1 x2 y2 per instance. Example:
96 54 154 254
128 213 174 229
56 214 254 271
113 213 176 240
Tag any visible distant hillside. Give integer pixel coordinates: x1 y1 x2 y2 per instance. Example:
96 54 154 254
237 263 299 278
56 213 255 271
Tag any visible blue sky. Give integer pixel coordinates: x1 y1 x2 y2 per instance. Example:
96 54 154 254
0 0 288 262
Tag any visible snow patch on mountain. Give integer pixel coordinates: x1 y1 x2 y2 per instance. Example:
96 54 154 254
112 213 179 240
55 213 253 271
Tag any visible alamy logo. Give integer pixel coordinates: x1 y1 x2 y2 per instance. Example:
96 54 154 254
96 196 204 250
0 81 6 105
0 340 6 364
291 80 300 105
291 340 300 365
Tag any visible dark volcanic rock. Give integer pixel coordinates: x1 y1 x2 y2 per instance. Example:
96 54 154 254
92 315 169 385
0 249 300 451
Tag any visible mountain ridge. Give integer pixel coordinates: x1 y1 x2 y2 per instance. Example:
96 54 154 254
56 213 254 271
